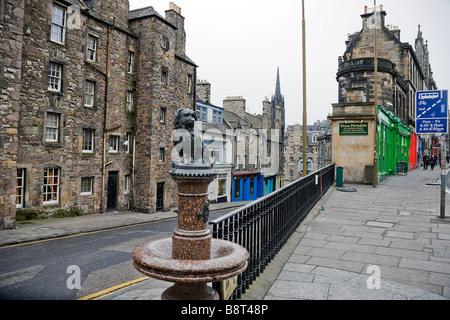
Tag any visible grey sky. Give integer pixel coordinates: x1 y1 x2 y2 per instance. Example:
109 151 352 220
129 0 450 126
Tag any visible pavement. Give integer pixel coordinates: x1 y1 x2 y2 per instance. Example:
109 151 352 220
1 168 450 300
243 167 450 300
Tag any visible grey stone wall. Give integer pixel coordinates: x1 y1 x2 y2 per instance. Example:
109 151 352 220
0 0 24 228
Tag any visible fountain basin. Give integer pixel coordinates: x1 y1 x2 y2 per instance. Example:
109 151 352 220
133 237 249 284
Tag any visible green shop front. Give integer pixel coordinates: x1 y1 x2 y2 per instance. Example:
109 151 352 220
377 106 412 181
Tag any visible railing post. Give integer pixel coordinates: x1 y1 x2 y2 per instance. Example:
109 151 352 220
255 201 261 278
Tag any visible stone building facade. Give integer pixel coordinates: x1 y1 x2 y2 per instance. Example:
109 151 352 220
283 124 303 185
129 4 197 213
0 0 196 228
283 120 330 186
0 0 24 229
336 6 436 125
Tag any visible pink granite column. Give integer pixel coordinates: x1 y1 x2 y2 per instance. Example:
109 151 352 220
171 173 214 260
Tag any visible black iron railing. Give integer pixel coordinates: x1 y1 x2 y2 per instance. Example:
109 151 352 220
210 163 335 299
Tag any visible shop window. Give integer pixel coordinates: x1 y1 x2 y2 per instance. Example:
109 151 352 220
218 174 227 197
249 178 255 195
234 179 241 199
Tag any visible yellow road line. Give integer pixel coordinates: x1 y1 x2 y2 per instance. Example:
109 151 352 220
78 277 149 300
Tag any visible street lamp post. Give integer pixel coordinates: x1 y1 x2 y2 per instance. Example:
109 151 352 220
302 0 307 177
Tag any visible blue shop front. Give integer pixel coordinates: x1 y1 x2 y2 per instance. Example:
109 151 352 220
232 173 264 202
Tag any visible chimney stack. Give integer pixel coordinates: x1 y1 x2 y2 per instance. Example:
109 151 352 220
166 3 186 56
223 96 246 119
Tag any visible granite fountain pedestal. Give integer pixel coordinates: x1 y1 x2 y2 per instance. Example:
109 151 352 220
133 163 249 300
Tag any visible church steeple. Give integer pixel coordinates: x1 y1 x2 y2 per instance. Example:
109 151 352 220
275 67 282 97
270 67 285 130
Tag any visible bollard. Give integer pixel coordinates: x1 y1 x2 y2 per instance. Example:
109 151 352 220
336 166 344 187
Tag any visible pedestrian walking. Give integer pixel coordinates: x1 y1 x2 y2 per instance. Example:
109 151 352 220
431 155 436 170
423 153 429 170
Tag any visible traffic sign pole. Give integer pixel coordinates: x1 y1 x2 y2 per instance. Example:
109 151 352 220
416 90 448 220
441 135 446 219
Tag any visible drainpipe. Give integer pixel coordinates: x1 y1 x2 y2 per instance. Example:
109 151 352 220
131 33 141 211
193 66 197 110
101 19 113 213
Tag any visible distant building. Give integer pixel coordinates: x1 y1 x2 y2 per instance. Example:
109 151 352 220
283 120 330 186
214 69 286 201
317 117 333 170
283 124 303 185
194 95 233 203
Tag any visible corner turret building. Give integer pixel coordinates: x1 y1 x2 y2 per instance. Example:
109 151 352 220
330 5 438 183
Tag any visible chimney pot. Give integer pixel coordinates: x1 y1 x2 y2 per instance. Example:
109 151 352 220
169 2 182 15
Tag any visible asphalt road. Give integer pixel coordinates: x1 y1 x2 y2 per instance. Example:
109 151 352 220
0 209 231 300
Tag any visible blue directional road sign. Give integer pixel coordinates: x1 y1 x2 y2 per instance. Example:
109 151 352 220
416 90 448 134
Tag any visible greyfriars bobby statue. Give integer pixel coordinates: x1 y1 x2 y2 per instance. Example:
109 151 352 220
172 108 214 165
132 107 248 300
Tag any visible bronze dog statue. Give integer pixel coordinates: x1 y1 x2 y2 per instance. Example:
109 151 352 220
172 108 213 165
